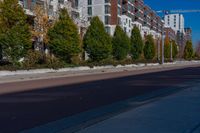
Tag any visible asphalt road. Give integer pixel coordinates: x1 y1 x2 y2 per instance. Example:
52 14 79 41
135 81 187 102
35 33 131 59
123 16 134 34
0 66 200 133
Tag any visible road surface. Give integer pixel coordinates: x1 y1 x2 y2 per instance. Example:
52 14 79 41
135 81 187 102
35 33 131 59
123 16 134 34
76 81 200 133
0 66 200 133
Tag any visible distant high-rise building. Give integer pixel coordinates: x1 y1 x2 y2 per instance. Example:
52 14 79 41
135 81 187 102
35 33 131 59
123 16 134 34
184 27 192 42
164 14 185 34
164 27 176 41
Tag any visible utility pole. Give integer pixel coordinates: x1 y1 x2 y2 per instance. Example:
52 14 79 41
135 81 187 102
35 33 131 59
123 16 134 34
157 38 160 61
170 40 173 61
162 34 165 64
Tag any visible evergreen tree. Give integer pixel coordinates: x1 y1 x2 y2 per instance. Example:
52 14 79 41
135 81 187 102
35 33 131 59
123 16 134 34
112 25 130 60
48 8 81 63
184 40 193 60
0 0 31 65
130 26 144 60
172 40 178 58
143 35 155 60
83 17 112 61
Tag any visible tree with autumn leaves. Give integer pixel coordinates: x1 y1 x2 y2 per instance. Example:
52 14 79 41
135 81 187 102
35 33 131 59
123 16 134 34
164 37 178 59
32 5 53 53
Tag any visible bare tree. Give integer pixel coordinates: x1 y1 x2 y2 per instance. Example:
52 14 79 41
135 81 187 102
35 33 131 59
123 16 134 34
32 5 53 53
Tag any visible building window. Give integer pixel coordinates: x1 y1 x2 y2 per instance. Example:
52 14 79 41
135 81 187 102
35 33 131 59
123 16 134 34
128 4 132 12
118 0 121 5
105 26 111 34
88 7 92 16
105 0 110 3
105 5 111 14
75 0 79 8
105 16 110 25
124 27 127 33
88 0 92 5
118 7 121 15
118 17 121 25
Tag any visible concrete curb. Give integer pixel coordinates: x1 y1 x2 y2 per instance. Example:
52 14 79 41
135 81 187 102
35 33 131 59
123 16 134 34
0 61 199 77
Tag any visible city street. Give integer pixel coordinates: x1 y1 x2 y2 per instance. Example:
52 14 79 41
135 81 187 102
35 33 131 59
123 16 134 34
0 0 199 133
76 80 200 133
0 65 200 133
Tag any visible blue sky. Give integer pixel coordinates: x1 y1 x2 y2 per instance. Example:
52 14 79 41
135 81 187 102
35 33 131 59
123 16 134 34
144 0 200 45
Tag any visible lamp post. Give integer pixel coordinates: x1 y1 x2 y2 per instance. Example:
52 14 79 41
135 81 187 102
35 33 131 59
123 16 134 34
161 34 165 64
157 37 160 62
170 40 173 61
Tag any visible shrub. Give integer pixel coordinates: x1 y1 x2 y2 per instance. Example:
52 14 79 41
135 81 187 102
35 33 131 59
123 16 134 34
45 55 64 70
23 50 43 69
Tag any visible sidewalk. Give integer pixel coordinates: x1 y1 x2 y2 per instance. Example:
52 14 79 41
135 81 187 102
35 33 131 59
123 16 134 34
76 81 200 133
0 61 200 84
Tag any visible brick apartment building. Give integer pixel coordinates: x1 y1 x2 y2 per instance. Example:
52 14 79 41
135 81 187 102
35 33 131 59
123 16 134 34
164 27 176 42
79 0 123 35
79 0 164 39
18 0 164 40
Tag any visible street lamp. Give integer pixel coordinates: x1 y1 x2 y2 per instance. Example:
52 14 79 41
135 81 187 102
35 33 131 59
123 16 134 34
161 34 165 64
157 37 160 62
170 40 173 61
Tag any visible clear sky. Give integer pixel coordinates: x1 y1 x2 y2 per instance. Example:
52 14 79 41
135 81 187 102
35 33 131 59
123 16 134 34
144 0 200 46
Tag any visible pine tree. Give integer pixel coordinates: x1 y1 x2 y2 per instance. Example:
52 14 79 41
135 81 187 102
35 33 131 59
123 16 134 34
130 26 144 60
184 40 193 60
48 8 81 63
83 17 112 61
143 35 155 60
172 40 178 58
0 0 31 65
112 25 130 60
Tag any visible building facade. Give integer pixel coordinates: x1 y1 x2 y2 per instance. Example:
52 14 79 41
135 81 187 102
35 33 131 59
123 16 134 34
184 27 192 42
80 0 163 39
164 27 176 42
20 0 88 34
19 0 164 40
164 14 185 34
79 0 122 36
